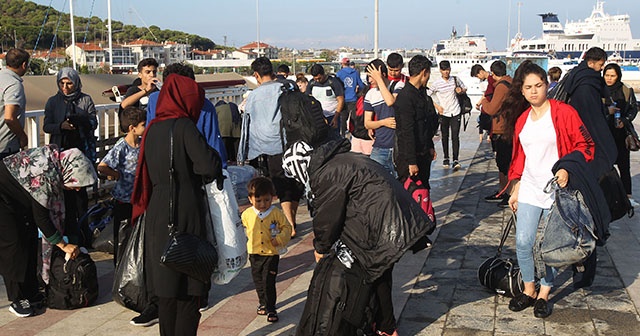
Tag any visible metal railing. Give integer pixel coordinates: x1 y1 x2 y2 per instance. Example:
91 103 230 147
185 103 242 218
23 85 247 193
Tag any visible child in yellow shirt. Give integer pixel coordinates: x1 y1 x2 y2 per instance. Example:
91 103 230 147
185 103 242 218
241 176 291 323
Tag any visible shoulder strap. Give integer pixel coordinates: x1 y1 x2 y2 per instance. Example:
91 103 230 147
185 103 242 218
497 80 511 88
389 80 399 93
168 120 177 234
452 76 459 88
496 212 516 256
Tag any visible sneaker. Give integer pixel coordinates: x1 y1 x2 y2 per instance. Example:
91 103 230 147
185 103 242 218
130 305 159 327
484 191 502 202
452 160 461 171
9 299 33 318
498 195 510 208
629 198 639 208
442 159 450 168
199 299 210 313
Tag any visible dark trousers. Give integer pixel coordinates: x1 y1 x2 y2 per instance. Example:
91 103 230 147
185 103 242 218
112 201 132 267
63 187 89 247
249 254 280 312
222 137 240 164
397 152 434 189
158 295 201 336
4 237 39 302
613 130 632 195
341 101 357 137
374 266 396 334
440 115 462 161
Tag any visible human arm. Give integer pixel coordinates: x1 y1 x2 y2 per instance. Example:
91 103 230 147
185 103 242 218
626 87 638 122
562 104 595 163
364 111 395 130
482 82 509 116
394 92 418 172
366 64 395 106
508 179 520 212
274 209 292 247
454 77 467 94
311 174 349 254
31 199 79 258
43 96 67 135
182 120 224 187
4 105 27 148
331 95 345 128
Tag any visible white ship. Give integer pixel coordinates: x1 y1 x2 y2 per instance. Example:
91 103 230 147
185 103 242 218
429 25 501 68
510 1 640 60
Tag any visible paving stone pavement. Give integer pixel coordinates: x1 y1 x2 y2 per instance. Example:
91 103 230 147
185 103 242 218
0 111 638 335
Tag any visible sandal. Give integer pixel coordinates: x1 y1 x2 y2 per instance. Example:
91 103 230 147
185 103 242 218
256 305 267 315
267 311 279 323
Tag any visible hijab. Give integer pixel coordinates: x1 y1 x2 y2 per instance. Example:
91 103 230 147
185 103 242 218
56 67 83 101
131 74 205 220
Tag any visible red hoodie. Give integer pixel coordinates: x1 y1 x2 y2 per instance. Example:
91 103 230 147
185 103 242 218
508 99 595 181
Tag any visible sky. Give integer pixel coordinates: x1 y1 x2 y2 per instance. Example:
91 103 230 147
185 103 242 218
30 0 640 52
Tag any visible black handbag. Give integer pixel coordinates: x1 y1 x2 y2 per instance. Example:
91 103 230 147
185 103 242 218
453 76 472 131
160 121 218 283
478 212 524 297
624 122 640 151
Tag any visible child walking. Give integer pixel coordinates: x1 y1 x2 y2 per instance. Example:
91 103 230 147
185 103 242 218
241 176 291 323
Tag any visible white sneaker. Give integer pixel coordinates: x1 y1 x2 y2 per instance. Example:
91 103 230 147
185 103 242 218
629 198 639 208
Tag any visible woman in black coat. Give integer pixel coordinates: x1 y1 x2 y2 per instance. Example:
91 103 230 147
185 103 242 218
131 74 223 336
603 63 639 206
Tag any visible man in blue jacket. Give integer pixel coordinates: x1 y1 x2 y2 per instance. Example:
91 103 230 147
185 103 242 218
336 58 365 137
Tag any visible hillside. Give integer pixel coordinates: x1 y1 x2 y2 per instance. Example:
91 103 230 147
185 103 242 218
0 0 216 52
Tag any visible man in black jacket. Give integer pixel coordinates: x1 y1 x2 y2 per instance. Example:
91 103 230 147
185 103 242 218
394 55 439 187
562 47 617 288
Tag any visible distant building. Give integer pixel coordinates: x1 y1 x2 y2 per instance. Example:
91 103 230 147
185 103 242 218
231 49 257 61
65 42 106 69
193 49 227 60
109 44 137 73
124 39 165 65
32 50 67 65
163 41 190 64
239 41 278 59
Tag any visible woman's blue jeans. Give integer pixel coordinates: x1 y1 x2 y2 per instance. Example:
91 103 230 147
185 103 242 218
370 147 397 177
515 202 556 287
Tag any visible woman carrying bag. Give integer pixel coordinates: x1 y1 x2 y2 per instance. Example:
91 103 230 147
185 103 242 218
603 63 639 207
500 61 595 318
131 74 224 336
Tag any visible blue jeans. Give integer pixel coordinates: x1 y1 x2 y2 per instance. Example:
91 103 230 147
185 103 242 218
370 147 397 177
515 202 556 287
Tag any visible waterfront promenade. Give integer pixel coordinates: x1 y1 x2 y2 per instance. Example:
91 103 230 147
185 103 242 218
0 112 638 335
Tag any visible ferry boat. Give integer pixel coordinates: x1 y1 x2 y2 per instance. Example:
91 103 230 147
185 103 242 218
428 25 500 69
510 1 640 61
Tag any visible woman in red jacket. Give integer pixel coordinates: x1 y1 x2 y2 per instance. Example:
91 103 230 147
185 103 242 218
500 61 595 319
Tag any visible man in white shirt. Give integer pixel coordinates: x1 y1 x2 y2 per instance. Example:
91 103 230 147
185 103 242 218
430 60 466 171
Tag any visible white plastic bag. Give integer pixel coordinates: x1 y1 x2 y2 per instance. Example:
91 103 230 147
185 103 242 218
205 169 248 285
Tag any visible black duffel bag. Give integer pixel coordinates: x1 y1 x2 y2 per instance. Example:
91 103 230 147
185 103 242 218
478 212 524 297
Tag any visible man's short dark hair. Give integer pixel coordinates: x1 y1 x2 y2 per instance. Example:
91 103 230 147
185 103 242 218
120 106 146 132
309 64 325 77
5 48 30 68
137 58 159 72
408 55 432 77
247 176 276 198
162 63 196 81
490 61 507 77
548 66 562 81
470 64 485 77
439 60 451 70
584 47 607 62
251 57 274 77
277 64 290 74
386 53 404 68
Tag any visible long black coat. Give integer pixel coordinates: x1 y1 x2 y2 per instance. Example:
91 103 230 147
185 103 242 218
308 139 435 282
143 118 222 298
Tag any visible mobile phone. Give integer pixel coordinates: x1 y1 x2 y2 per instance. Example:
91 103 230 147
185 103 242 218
112 86 123 103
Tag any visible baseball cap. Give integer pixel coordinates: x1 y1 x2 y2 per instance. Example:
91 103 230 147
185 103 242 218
341 57 350 65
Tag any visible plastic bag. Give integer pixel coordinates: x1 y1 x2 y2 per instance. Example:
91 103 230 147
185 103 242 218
206 169 248 285
112 214 147 313
227 165 257 204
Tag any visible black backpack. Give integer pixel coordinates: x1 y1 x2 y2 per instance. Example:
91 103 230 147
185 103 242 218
279 82 331 149
47 246 99 310
547 69 572 103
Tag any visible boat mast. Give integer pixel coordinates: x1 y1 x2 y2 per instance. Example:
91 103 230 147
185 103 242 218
374 0 379 59
107 0 113 73
70 0 76 70
506 0 511 49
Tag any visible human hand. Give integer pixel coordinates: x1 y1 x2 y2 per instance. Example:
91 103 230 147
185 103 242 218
555 169 569 188
57 242 80 260
436 105 444 115
366 64 384 83
509 193 518 212
430 148 437 160
455 87 462 94
314 250 325 263
330 115 340 128
368 128 375 140
409 164 419 176
61 119 76 130
384 117 396 129
607 105 620 115
271 238 279 247
19 134 28 149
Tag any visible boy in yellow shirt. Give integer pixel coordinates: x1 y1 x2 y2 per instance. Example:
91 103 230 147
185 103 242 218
241 176 291 323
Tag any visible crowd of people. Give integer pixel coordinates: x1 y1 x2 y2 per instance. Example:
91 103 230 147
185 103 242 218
0 44 638 335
